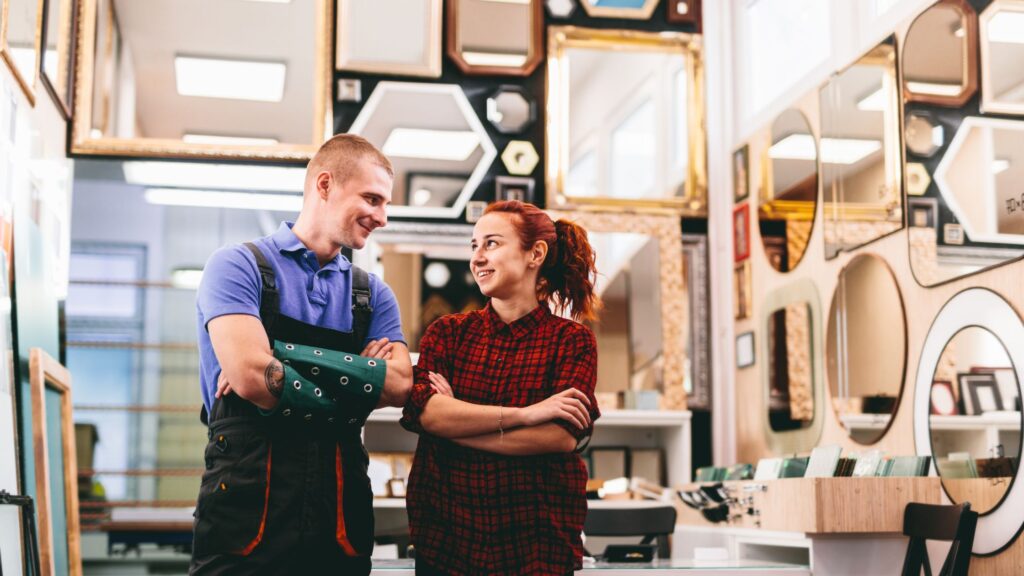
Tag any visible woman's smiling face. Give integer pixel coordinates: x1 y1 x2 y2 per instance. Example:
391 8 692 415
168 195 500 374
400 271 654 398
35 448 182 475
470 212 541 299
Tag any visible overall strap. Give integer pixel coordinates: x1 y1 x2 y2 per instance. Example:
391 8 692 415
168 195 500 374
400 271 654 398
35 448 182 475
244 242 280 344
350 265 372 349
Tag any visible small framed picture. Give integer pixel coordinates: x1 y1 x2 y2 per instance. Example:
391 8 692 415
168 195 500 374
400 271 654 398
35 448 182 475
930 380 958 416
388 478 407 498
734 261 752 320
908 197 938 229
958 372 1003 415
943 222 964 245
733 202 750 262
495 176 535 204
337 78 362 103
736 331 755 368
733 144 749 203
465 201 487 223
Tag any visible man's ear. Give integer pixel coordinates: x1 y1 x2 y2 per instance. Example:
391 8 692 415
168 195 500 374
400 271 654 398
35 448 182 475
316 171 332 200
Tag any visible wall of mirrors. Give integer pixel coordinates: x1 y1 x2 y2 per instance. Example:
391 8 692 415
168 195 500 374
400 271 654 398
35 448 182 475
336 0 442 78
72 0 332 161
819 38 902 260
448 0 542 76
348 81 497 219
826 254 906 445
758 108 817 273
1 0 42 104
547 26 706 213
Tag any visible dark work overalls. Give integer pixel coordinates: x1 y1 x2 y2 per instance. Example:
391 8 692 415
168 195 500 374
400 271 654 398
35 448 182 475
190 243 375 575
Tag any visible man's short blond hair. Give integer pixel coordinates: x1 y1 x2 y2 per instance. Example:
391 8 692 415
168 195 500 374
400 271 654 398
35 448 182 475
307 134 394 186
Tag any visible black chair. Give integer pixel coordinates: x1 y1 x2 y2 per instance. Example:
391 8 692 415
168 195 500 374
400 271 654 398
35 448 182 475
901 502 977 576
583 503 677 559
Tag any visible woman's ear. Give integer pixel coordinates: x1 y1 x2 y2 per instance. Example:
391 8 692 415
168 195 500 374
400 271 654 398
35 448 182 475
530 241 549 269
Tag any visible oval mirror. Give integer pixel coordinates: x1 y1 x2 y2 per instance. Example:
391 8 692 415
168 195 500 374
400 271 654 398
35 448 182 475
827 254 906 444
930 326 1020 515
903 0 977 107
759 108 817 272
448 0 542 77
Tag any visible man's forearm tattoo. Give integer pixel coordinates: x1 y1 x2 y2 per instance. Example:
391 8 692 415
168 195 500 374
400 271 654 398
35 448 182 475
265 360 284 398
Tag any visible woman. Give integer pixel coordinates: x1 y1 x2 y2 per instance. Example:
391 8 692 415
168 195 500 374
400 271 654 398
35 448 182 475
401 201 601 576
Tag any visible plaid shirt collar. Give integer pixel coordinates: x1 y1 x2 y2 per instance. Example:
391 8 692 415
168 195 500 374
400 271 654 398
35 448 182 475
484 301 549 340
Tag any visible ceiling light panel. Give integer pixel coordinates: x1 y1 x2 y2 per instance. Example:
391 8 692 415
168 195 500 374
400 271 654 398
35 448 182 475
175 56 287 102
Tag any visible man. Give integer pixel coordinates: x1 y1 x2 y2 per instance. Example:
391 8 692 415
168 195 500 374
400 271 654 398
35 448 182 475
190 134 412 575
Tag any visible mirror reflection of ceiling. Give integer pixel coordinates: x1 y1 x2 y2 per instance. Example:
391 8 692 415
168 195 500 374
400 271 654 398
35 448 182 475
931 326 1020 515
101 0 315 143
760 108 816 273
903 2 969 100
827 254 906 445
349 82 495 215
767 303 814 433
984 4 1024 110
456 0 532 67
566 47 687 200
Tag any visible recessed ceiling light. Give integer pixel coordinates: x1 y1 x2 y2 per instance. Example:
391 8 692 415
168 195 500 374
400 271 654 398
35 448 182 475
988 11 1024 44
175 56 286 102
124 161 306 192
460 52 528 68
382 128 480 161
182 133 280 146
144 188 303 212
769 134 881 165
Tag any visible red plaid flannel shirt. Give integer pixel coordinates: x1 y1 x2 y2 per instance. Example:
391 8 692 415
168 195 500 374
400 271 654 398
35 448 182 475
401 303 599 575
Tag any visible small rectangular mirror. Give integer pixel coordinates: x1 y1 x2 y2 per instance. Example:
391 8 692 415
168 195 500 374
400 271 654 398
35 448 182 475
72 0 333 162
1 0 43 104
547 27 706 214
336 0 442 78
40 0 75 118
981 1 1024 116
447 0 542 77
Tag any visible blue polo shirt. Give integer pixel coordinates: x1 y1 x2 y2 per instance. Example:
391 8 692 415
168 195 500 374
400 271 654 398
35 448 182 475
196 222 405 411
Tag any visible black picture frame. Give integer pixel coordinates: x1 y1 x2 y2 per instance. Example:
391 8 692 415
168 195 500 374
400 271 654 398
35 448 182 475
404 171 470 208
495 176 535 204
908 197 938 229
958 372 1003 415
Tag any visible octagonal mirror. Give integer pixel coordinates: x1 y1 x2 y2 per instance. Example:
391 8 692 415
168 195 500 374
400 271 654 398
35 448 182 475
580 0 658 20
909 116 1024 286
487 86 535 135
759 108 817 273
819 38 903 260
981 1 1024 116
348 81 497 219
902 0 977 107
447 0 542 77
827 254 906 445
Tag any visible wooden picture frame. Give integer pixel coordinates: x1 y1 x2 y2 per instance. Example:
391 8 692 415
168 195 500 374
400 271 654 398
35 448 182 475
733 143 749 203
958 372 1003 415
29 348 82 576
733 202 750 262
734 260 751 321
39 0 76 119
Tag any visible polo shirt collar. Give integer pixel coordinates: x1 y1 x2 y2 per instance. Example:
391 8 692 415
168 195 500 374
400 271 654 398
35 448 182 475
484 301 549 340
270 221 352 271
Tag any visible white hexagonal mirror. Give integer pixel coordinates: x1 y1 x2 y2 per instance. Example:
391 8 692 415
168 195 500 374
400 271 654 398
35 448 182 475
349 82 497 219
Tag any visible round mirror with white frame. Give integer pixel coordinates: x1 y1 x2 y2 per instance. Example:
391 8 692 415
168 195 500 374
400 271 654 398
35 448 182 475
914 288 1024 555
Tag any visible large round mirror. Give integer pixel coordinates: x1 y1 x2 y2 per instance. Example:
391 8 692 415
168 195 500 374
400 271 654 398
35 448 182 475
827 254 906 444
930 326 1020 515
759 108 817 273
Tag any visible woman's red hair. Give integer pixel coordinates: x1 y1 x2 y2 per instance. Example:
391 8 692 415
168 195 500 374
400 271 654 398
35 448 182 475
484 201 600 322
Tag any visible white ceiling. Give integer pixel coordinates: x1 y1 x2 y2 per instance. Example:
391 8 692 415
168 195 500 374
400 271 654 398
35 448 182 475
113 0 316 143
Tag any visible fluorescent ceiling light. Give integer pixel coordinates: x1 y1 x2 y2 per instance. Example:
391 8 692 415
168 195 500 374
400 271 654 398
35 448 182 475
170 268 204 290
124 161 306 192
145 188 302 212
175 56 286 102
992 159 1010 174
770 134 882 165
856 86 886 111
460 52 528 68
183 133 280 146
905 81 963 96
382 128 479 161
987 11 1024 44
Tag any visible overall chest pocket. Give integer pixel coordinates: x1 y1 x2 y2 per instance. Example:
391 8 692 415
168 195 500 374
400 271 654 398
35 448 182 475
194 422 272 557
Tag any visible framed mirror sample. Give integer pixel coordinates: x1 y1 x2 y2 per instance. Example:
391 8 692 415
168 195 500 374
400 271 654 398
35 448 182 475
71 0 333 162
447 0 542 77
826 254 907 445
545 0 577 19
348 81 497 219
761 280 824 455
759 107 817 273
819 38 902 260
1 0 43 104
580 0 658 20
547 26 706 214
39 0 75 118
904 111 944 158
980 1 1024 116
733 143 749 203
486 86 536 135
494 176 535 203
549 210 689 410
501 140 540 176
667 0 700 26
914 288 1024 555
902 0 977 107
336 0 441 78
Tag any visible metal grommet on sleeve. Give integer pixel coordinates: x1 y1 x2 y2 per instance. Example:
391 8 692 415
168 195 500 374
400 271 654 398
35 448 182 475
368 360 377 367
304 413 312 421
285 344 294 351
293 380 302 390
314 388 322 397
311 367 320 376
344 355 353 362
340 376 349 385
364 384 373 394
282 409 291 416
314 349 323 356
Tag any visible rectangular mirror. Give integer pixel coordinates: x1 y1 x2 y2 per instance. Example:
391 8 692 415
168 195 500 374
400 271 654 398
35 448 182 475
981 1 1024 115
819 38 903 259
547 27 706 214
336 0 442 78
40 0 75 118
447 0 542 77
1 0 42 104
72 0 333 162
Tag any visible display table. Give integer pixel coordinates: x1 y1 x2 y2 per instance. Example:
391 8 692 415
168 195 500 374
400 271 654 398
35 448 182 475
369 559 809 575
